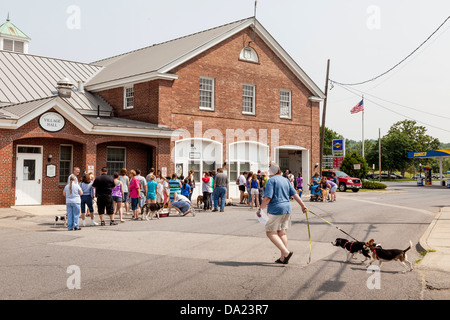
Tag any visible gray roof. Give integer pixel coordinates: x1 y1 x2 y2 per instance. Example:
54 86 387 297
85 115 173 131
86 18 253 87
0 50 103 105
61 90 113 114
0 90 113 120
85 17 325 99
0 16 325 128
0 96 55 119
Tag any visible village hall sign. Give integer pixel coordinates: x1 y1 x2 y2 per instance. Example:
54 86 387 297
39 112 66 132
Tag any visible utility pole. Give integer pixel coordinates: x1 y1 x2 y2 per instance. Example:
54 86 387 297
320 59 331 174
378 128 382 183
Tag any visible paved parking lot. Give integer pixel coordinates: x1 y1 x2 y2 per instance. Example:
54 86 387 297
0 182 449 304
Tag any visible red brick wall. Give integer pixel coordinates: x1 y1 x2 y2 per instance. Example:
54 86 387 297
98 81 160 125
164 28 321 174
0 112 168 207
96 27 321 176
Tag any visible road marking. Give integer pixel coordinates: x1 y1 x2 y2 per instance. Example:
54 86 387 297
345 198 432 215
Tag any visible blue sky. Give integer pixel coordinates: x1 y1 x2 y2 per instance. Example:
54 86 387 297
2 0 450 143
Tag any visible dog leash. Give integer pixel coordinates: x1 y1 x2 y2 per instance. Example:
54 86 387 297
304 210 312 264
305 209 360 242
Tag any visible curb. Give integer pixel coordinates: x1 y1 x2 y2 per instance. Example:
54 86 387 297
418 209 442 253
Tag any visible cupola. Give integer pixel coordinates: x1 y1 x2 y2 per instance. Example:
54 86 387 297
0 14 31 54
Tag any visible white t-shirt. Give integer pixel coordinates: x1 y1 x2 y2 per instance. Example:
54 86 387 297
175 194 191 204
238 174 246 186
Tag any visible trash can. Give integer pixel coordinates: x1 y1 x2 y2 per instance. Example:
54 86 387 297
417 177 424 186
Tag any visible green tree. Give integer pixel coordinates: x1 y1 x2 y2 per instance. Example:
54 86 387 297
340 152 368 179
322 127 344 155
388 120 440 151
366 120 441 177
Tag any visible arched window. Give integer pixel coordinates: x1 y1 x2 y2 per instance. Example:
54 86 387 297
239 47 259 63
228 141 269 182
175 138 223 183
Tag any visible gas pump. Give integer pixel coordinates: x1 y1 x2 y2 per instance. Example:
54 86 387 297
424 167 432 186
447 171 450 188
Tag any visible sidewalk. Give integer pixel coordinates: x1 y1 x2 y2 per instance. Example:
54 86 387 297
419 207 450 272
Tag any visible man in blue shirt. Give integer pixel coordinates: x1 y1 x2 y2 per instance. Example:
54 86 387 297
257 162 308 265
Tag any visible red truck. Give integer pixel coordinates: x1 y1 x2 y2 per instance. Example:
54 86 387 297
322 170 362 192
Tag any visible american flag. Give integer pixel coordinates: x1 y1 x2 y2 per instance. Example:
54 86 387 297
350 99 364 114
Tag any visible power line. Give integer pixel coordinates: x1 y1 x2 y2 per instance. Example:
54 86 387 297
340 86 450 121
335 83 450 134
330 15 450 86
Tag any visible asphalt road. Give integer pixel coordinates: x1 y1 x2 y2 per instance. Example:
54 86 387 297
0 181 448 304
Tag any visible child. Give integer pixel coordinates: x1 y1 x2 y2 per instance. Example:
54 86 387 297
181 178 191 198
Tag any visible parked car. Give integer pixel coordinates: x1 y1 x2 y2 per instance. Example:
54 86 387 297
322 170 362 192
391 173 403 179
371 172 402 180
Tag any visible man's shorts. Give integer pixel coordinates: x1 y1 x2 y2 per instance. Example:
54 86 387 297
97 194 114 216
239 185 245 192
265 213 291 233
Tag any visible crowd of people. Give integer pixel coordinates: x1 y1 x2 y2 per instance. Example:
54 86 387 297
311 171 338 202
63 161 310 265
236 169 304 210
62 166 232 231
62 163 317 234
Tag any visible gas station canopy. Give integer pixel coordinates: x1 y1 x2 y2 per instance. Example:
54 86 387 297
408 149 450 159
408 149 450 186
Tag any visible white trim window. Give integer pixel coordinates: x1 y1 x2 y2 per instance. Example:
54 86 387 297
59 145 73 184
239 47 259 63
107 147 126 175
280 89 292 119
3 39 25 53
242 84 256 115
228 142 269 181
124 86 134 110
199 77 215 111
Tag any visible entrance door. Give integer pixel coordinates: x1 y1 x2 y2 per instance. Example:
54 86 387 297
15 146 43 206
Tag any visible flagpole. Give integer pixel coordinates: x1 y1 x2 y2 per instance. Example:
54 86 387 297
362 95 365 158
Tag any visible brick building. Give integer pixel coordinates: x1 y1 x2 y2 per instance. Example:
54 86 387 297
0 17 324 207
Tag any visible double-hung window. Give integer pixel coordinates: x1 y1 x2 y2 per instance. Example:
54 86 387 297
242 84 256 115
199 77 214 111
59 145 73 184
124 86 134 110
280 90 292 119
107 147 126 175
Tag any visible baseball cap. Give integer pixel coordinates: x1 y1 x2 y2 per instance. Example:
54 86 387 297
268 162 280 176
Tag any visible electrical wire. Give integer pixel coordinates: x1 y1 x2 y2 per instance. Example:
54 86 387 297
330 15 450 86
338 86 450 121
335 83 450 134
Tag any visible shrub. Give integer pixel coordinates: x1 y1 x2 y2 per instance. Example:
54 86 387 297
363 181 387 190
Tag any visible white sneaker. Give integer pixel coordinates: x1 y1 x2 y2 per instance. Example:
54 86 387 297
82 220 86 227
90 220 99 226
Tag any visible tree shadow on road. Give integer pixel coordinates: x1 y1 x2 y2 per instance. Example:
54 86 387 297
209 260 283 268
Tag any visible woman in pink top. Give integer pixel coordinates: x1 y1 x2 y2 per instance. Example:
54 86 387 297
129 170 141 220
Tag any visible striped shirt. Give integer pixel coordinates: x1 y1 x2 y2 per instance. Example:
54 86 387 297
169 179 181 201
